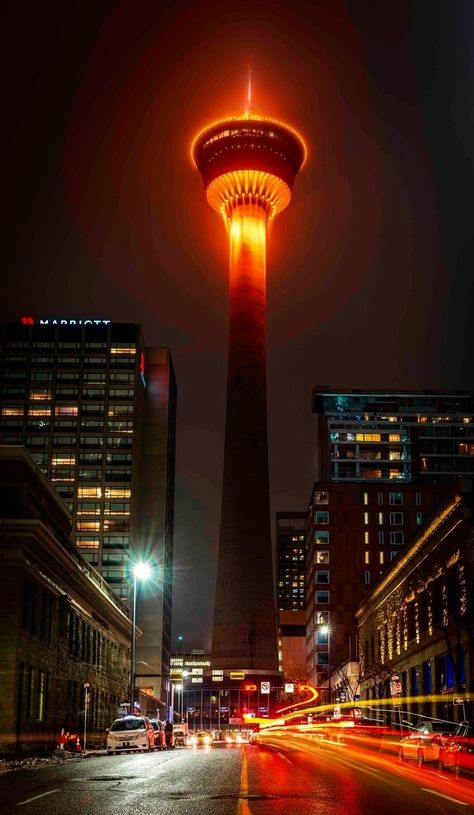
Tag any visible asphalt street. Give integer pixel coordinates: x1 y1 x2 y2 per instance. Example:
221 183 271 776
0 737 473 815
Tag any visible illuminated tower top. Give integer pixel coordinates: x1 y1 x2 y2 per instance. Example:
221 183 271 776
192 114 306 219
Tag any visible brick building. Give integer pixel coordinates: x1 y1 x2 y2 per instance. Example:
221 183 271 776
0 445 133 753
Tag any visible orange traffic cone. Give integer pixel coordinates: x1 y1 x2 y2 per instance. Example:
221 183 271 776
75 735 82 752
57 729 66 751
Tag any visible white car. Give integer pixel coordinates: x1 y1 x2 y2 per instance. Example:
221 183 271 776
398 721 453 766
106 715 155 755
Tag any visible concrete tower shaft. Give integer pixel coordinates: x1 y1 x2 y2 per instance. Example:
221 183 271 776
192 114 305 671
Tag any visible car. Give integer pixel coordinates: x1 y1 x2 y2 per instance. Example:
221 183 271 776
225 730 249 745
106 715 155 755
173 725 188 747
439 721 474 777
189 730 212 747
398 720 454 766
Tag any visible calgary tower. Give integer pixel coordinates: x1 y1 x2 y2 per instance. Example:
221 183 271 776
192 90 305 673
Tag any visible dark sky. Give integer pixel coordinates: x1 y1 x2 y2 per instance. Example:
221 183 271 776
2 0 473 649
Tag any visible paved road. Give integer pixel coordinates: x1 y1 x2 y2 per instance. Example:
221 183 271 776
1 737 473 814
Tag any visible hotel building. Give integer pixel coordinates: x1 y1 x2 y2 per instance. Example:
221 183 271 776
0 319 176 702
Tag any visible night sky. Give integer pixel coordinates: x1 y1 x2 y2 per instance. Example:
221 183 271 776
2 0 473 649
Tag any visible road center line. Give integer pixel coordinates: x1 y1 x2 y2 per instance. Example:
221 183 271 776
421 787 468 806
238 746 252 815
17 789 61 806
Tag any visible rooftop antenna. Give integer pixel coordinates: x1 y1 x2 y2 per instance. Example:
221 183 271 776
245 66 252 116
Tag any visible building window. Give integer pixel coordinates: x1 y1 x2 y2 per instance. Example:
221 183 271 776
378 531 384 545
416 492 422 506
377 492 383 505
315 491 329 505
316 629 328 645
314 551 329 565
364 531 369 544
364 551 369 564
363 492 368 505
389 492 403 505
390 531 404 545
389 512 403 525
316 652 329 666
364 571 371 584
314 530 329 546
364 512 369 525
416 512 422 525
314 511 329 524
315 571 329 584
379 552 384 564
390 551 398 561
378 512 383 525
315 591 329 604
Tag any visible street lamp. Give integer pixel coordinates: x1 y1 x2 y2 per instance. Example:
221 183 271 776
130 561 152 714
178 634 183 654
83 683 90 755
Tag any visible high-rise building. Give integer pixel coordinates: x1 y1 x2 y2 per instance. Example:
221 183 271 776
0 318 176 702
192 111 305 672
313 387 474 483
276 512 306 612
305 480 451 690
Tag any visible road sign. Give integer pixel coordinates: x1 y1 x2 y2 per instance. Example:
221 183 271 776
339 691 347 703
261 681 270 694
453 697 465 705
284 683 294 694
354 694 360 702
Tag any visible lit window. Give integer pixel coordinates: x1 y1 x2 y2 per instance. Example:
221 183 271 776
389 434 400 442
389 450 401 461
110 344 137 355
379 552 384 564
364 551 369 564
378 512 383 525
356 433 381 442
364 512 369 525
1 406 24 416
29 389 52 400
76 521 100 531
28 406 51 416
77 487 102 498
52 455 76 466
314 491 329 505
314 530 329 546
364 531 369 544
315 551 329 565
75 538 100 550
314 511 329 524
363 492 368 505
104 487 131 498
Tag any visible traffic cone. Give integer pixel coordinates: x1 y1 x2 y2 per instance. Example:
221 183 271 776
57 729 66 751
75 735 82 752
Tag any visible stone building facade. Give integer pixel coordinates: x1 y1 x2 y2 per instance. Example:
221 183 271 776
356 481 474 724
0 445 132 753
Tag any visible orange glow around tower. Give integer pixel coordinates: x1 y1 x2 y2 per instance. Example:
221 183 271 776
192 109 305 671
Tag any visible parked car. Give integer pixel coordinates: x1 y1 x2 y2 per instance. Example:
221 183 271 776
439 721 474 776
189 730 212 747
398 721 454 766
106 715 155 755
173 725 188 747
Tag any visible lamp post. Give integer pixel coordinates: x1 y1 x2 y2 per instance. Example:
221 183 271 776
83 683 90 755
130 562 152 714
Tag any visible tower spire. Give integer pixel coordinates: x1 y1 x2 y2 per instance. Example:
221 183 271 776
247 66 252 111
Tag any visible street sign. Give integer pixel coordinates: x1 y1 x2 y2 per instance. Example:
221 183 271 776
284 683 295 694
261 681 270 694
339 691 347 703
354 694 360 702
230 671 245 680
453 697 465 705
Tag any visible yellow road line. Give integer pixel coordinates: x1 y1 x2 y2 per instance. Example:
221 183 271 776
238 746 252 815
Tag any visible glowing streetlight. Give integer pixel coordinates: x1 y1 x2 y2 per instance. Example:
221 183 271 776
130 562 153 713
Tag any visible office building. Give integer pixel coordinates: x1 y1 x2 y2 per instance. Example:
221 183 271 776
313 387 474 483
0 318 176 703
276 512 307 681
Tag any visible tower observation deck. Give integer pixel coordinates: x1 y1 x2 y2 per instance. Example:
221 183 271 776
192 113 305 672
